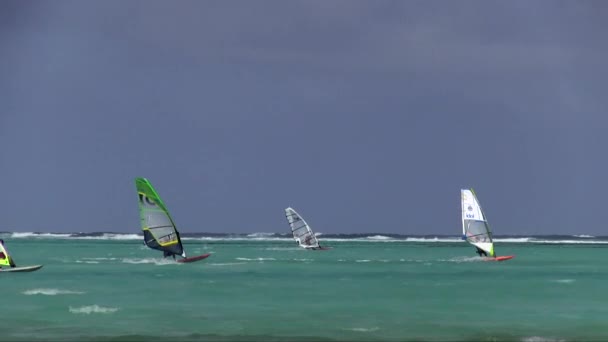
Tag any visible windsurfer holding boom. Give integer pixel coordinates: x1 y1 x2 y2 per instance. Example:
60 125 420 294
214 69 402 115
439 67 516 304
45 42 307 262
163 251 176 260
476 247 488 257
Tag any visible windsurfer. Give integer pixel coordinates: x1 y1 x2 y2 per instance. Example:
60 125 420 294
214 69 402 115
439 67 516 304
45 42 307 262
163 251 176 260
0 239 16 268
476 247 487 257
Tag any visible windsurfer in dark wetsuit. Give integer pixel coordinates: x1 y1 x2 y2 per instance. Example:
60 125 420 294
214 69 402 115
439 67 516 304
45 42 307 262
476 247 488 257
163 251 176 260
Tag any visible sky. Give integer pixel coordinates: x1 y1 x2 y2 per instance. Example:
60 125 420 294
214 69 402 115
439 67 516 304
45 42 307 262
1 1 607 235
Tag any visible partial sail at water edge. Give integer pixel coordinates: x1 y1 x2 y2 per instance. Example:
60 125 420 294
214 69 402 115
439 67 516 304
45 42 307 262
135 178 185 258
0 242 12 267
461 189 495 257
285 207 320 249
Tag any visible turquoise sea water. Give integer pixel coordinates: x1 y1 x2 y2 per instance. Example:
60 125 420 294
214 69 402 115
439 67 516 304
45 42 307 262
2 235 608 341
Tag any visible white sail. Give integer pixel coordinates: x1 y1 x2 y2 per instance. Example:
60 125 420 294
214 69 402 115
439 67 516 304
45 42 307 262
285 207 320 249
461 189 494 257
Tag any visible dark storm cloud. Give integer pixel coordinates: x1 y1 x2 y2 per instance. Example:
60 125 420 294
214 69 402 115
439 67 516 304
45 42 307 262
1 1 607 235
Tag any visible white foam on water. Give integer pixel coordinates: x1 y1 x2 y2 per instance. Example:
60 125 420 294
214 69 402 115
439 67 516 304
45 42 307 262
69 305 119 314
521 337 565 342
552 279 576 284
23 288 85 296
346 327 380 332
74 234 142 240
574 234 595 238
294 258 313 262
494 238 532 242
366 235 393 240
208 262 247 266
441 256 484 263
121 258 176 265
528 239 608 244
187 237 292 242
355 259 371 263
246 232 275 238
235 257 276 261
75 260 100 264
11 232 72 239
405 237 461 242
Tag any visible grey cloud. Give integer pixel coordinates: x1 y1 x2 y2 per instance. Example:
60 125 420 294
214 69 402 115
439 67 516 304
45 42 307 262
0 1 607 235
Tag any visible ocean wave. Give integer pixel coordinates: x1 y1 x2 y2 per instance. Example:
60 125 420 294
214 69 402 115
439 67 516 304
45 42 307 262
121 258 176 265
346 327 380 332
493 238 532 242
208 262 247 266
5 231 608 245
522 337 565 342
69 305 119 314
525 239 608 244
9 232 142 240
11 232 72 239
551 279 576 284
182 236 294 242
235 257 276 261
405 237 461 242
441 256 485 263
366 235 394 240
263 247 298 251
246 232 275 238
73 233 142 240
23 288 84 296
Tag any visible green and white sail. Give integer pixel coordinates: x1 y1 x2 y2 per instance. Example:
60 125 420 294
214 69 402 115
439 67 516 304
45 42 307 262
285 207 320 249
0 241 14 267
135 178 185 258
461 188 495 257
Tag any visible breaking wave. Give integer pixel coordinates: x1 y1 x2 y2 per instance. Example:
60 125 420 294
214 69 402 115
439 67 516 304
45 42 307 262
346 327 380 332
121 258 177 265
23 288 85 296
551 279 576 284
235 257 276 261
69 305 119 314
366 235 393 240
521 337 565 342
3 232 608 245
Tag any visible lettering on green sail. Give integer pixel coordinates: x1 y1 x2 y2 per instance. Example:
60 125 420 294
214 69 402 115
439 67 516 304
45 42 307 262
139 193 157 206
